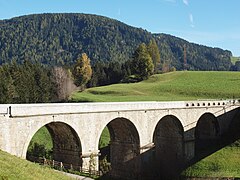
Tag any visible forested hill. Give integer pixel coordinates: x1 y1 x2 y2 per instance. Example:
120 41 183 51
0 13 232 70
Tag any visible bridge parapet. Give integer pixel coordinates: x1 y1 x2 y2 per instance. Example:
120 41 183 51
0 105 8 116
1 100 238 118
2 102 187 117
185 99 237 108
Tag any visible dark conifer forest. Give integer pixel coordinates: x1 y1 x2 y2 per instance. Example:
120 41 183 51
0 13 232 70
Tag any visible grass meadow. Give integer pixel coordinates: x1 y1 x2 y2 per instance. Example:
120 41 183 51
29 126 53 151
231 56 240 65
182 147 240 177
71 71 240 102
0 150 73 180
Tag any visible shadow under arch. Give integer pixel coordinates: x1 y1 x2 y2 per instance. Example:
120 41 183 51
26 121 82 170
227 107 240 141
195 113 220 158
151 115 184 179
98 117 140 180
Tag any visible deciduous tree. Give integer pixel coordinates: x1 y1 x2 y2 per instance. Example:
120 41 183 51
147 39 160 73
72 53 92 89
52 67 76 101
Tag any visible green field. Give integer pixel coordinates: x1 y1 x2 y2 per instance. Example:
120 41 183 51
99 127 110 148
27 126 53 159
182 147 240 177
71 71 240 102
0 150 74 180
28 126 53 151
231 56 240 65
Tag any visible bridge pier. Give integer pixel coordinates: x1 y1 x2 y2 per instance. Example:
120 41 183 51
109 141 140 179
184 129 195 161
81 151 99 172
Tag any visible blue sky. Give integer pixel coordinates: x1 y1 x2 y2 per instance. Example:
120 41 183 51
0 0 239 56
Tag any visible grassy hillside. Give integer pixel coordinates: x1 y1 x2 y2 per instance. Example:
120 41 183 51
182 147 240 177
231 56 240 65
99 127 110 148
27 126 53 159
0 150 73 180
71 71 240 102
28 126 53 150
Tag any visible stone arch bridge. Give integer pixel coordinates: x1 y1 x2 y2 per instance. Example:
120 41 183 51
0 100 240 179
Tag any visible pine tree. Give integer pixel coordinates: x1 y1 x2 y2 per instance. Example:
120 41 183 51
132 43 154 80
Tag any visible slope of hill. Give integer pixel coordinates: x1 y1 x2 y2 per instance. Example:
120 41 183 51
182 146 240 177
0 150 73 180
0 13 232 71
71 71 240 102
231 56 240 65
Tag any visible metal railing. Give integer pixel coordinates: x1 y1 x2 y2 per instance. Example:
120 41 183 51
28 156 102 177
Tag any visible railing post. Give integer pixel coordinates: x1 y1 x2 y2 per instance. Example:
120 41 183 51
44 158 46 166
9 106 12 117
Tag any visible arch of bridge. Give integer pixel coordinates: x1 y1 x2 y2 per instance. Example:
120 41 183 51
23 118 82 160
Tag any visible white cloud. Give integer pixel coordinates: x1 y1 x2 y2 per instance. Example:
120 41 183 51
189 13 194 27
189 14 193 23
118 8 121 16
183 0 189 6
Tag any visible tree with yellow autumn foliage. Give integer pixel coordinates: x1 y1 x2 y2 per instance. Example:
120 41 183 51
72 53 92 89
